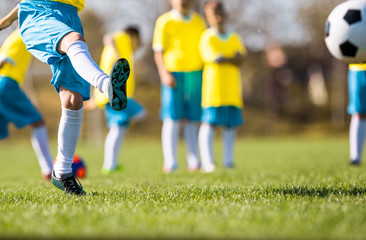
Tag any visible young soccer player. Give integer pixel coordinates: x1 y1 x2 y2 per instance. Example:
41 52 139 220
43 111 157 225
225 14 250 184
348 63 366 166
0 29 53 180
0 1 130 195
198 0 246 172
91 26 146 174
153 0 206 173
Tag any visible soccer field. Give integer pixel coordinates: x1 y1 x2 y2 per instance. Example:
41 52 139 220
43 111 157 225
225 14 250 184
0 137 365 239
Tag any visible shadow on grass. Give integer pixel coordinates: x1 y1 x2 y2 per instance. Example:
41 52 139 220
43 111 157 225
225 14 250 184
266 185 366 198
86 183 366 202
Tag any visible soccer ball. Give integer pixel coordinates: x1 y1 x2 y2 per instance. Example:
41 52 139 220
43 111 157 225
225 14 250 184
53 154 87 179
325 0 366 64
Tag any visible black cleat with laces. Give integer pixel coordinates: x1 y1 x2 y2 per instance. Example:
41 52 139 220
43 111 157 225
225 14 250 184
52 171 86 196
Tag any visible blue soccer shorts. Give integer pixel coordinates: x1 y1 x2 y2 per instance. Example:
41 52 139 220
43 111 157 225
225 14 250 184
104 98 145 128
160 71 202 121
18 0 90 100
348 70 366 115
0 76 42 139
201 106 244 128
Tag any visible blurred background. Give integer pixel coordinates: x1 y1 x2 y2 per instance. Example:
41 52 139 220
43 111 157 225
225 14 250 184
0 0 348 143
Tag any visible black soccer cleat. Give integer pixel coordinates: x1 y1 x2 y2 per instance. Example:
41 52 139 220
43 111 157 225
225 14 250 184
107 58 130 111
52 171 86 196
349 159 361 166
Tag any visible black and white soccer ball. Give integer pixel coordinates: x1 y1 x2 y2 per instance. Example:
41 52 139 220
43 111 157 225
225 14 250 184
325 0 366 64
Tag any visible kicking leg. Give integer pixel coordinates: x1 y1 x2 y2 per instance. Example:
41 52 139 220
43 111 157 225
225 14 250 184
58 32 129 111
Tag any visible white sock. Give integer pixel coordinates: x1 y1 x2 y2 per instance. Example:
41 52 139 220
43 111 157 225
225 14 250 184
184 121 200 169
66 41 109 94
162 119 180 170
54 107 83 178
31 125 53 175
223 127 236 167
350 115 366 161
103 125 126 170
199 123 215 166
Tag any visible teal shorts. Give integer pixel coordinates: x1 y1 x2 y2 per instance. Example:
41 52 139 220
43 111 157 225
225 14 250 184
201 106 243 128
348 69 366 115
160 71 202 121
104 98 145 128
0 76 42 139
18 0 90 100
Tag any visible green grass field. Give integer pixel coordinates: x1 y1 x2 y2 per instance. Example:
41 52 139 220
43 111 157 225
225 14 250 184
1 137 366 239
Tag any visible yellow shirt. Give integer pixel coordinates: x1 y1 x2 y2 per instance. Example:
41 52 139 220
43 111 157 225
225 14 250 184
199 29 246 108
49 0 84 11
349 63 366 71
153 10 205 72
0 30 32 85
95 31 135 108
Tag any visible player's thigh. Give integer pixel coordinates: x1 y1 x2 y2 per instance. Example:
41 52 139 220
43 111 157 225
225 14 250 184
18 0 83 64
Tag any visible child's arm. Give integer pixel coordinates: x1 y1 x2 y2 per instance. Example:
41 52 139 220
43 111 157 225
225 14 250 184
214 52 245 66
154 51 176 88
0 6 19 31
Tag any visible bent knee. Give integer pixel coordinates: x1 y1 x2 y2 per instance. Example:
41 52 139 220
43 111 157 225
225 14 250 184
31 119 45 128
59 87 84 110
58 31 85 54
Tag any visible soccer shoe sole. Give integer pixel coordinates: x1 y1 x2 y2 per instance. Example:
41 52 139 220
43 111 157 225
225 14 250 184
108 58 130 111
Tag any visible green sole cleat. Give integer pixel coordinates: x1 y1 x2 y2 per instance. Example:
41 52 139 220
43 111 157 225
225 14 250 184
108 58 130 111
52 171 86 196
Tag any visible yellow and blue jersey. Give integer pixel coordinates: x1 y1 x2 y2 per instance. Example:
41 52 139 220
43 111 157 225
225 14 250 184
0 29 32 85
23 0 84 11
46 0 84 11
348 63 366 114
199 28 246 108
153 10 206 72
349 63 366 71
95 31 135 108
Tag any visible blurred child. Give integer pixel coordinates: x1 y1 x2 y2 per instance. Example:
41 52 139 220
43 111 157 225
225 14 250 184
153 0 206 173
91 26 146 174
0 1 130 195
348 63 366 166
199 0 246 172
0 29 53 180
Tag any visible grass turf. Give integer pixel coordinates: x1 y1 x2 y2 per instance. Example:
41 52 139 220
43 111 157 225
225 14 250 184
0 137 365 239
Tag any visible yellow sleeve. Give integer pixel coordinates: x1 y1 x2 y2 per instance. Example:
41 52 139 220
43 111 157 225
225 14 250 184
199 32 219 63
0 30 32 85
152 15 167 52
234 34 247 56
